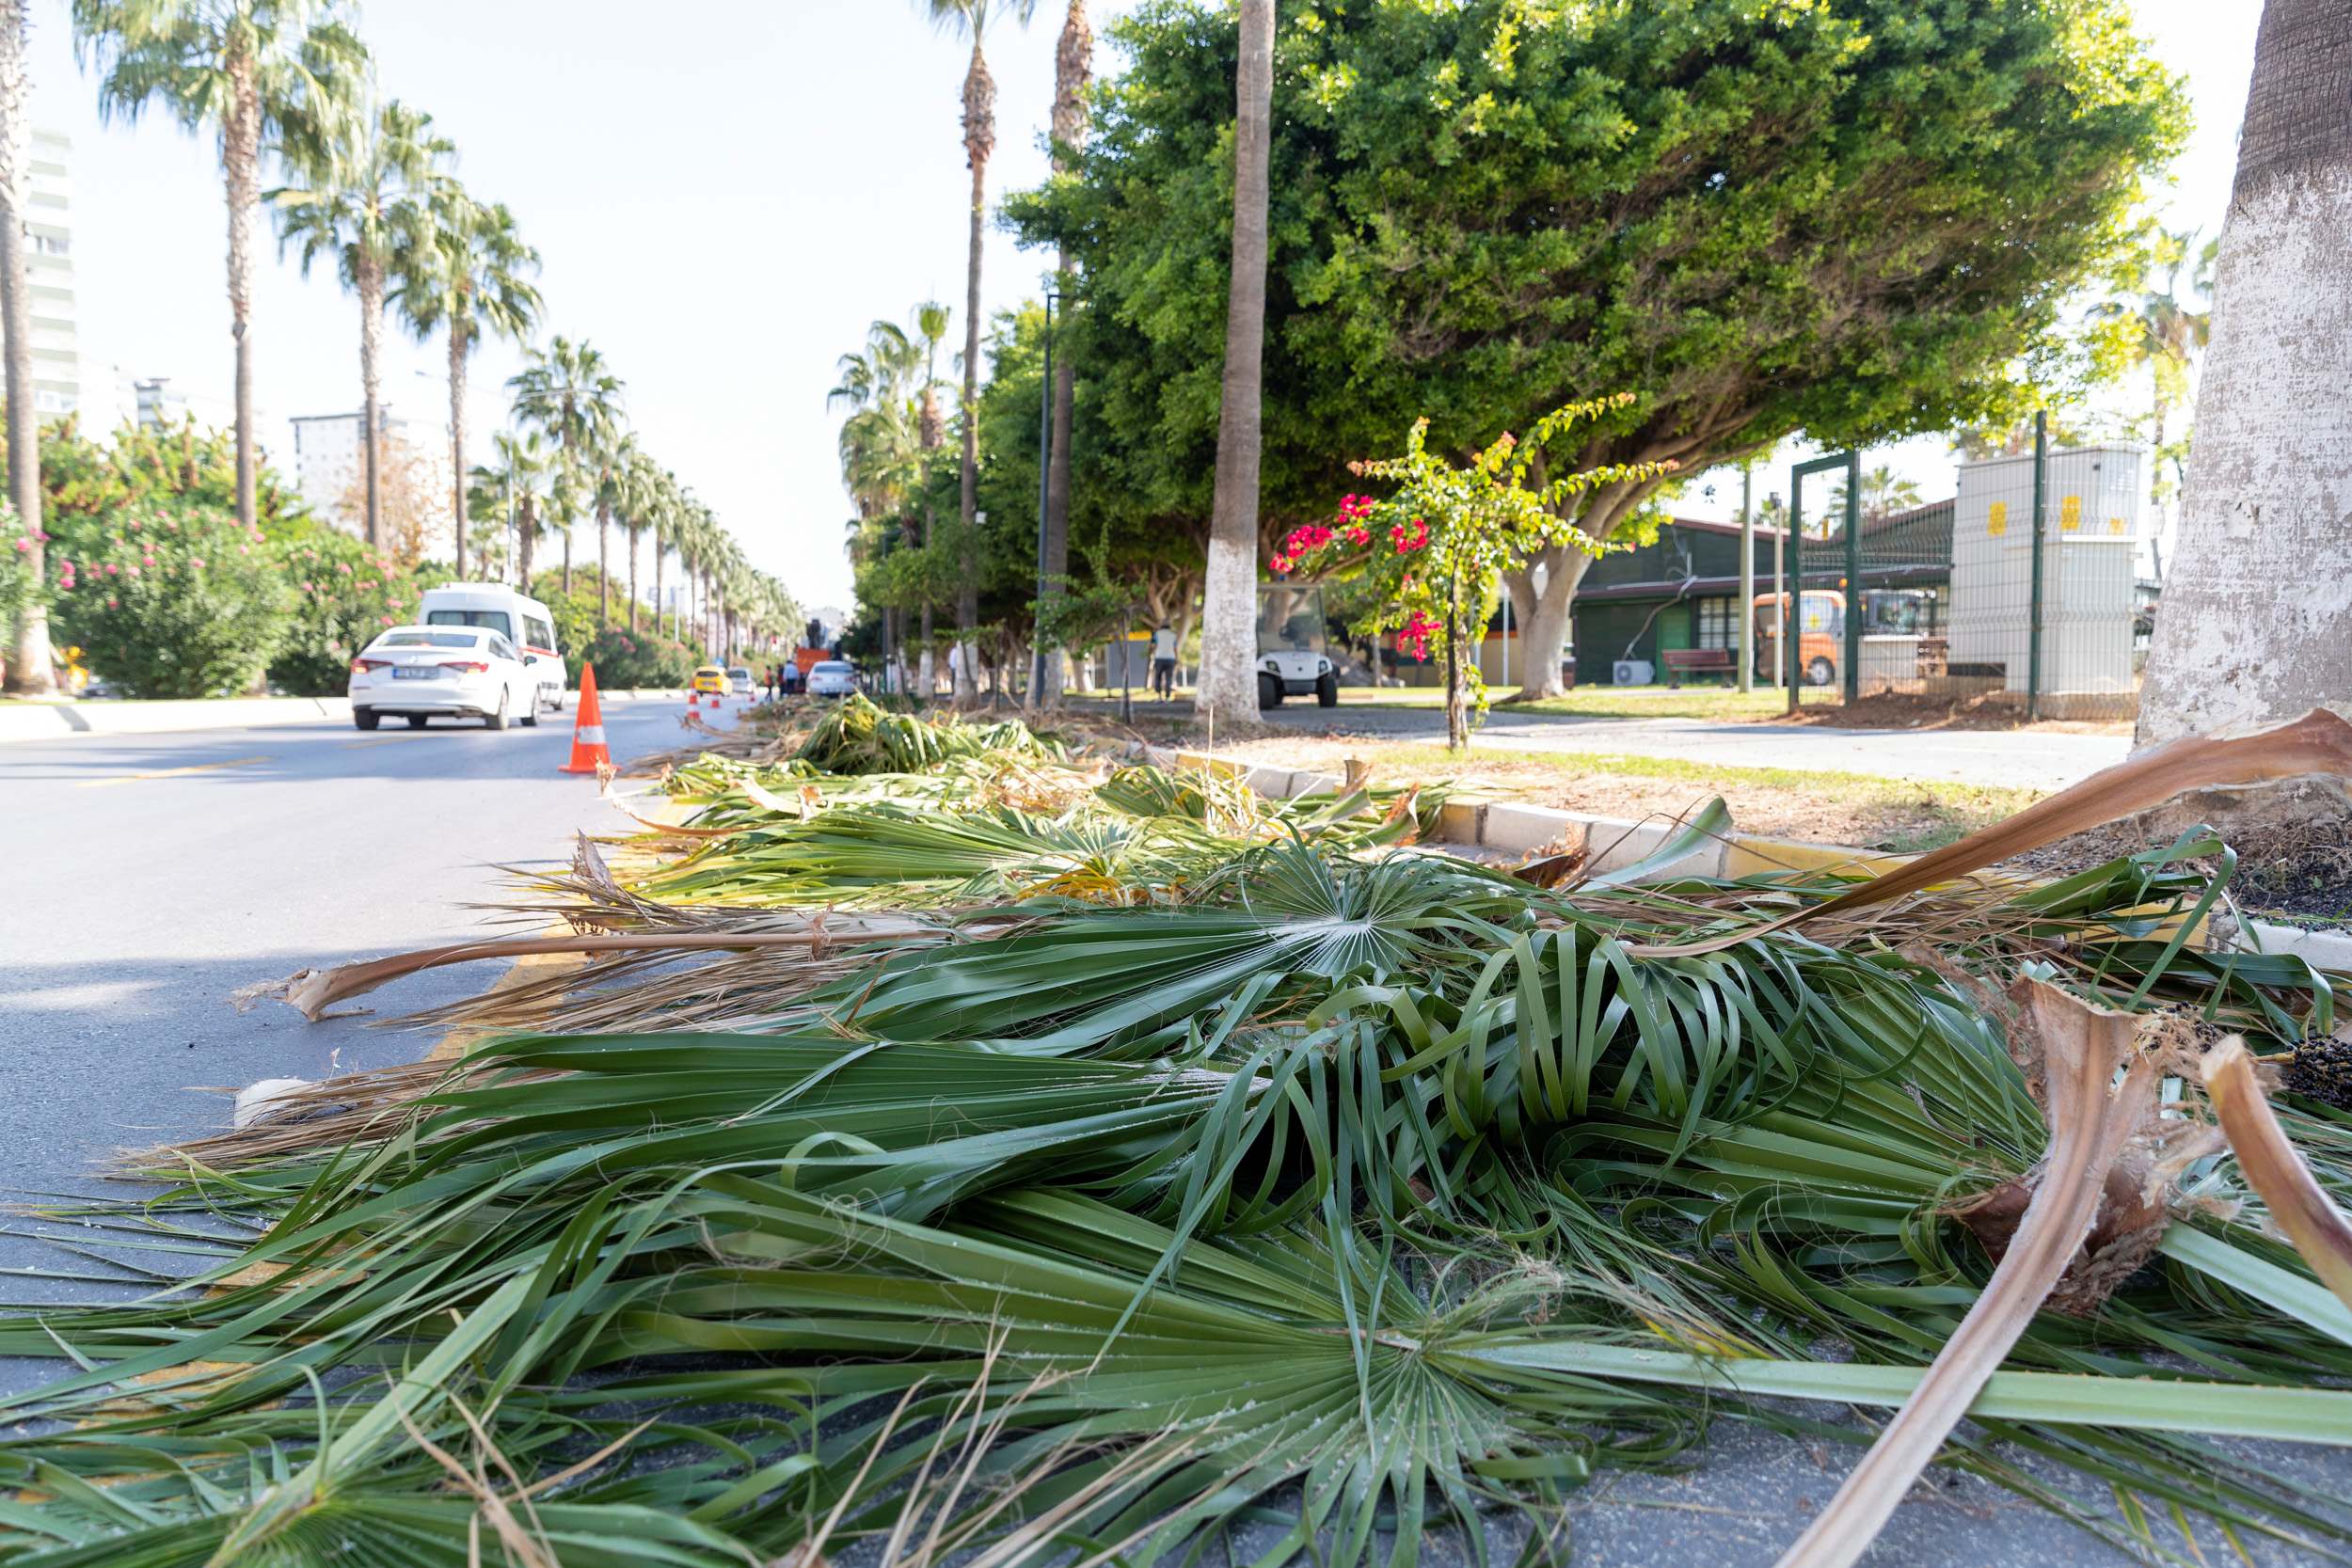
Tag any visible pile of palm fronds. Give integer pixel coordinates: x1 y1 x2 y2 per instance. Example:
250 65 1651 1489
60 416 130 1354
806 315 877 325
9 713 2352 1568
794 691 1068 774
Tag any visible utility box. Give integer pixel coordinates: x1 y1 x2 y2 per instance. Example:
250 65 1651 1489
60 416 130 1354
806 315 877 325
1949 445 2142 710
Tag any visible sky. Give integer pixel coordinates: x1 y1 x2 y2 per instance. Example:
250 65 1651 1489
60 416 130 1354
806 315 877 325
37 0 2255 615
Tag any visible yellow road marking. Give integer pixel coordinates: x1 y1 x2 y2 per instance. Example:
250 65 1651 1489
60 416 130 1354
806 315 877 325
76 755 272 788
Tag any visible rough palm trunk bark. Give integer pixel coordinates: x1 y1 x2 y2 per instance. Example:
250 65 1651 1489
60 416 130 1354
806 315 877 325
517 494 537 588
596 497 611 626
358 254 385 551
225 51 261 533
652 534 665 641
560 530 570 597
0 0 50 695
1035 0 1092 710
2137 0 2352 749
628 526 640 633
447 321 469 578
1196 0 1277 731
954 42 994 705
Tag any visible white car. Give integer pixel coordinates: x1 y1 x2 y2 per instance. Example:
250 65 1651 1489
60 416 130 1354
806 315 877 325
805 659 859 699
349 626 544 732
727 665 755 695
418 583 567 712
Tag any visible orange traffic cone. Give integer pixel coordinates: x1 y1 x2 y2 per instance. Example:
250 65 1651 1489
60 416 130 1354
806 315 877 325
561 662 611 774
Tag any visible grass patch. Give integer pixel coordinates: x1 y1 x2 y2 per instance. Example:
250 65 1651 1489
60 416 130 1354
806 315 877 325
1220 737 2043 854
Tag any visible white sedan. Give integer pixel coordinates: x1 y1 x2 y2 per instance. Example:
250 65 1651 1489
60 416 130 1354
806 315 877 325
806 659 859 699
348 626 544 732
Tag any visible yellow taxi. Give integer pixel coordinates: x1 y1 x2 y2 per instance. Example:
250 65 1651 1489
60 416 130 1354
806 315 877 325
691 664 729 696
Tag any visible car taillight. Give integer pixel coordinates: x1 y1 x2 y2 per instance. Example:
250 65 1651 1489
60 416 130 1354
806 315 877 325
350 657 390 673
439 659 491 673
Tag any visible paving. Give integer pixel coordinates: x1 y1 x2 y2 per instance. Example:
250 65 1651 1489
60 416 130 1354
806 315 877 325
0 696 2336 1565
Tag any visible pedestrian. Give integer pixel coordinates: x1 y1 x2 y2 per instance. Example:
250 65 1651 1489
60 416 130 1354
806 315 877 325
1150 623 1178 700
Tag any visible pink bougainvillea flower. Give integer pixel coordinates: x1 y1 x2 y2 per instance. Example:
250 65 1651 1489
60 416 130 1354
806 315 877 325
10 538 25 554
105 596 118 609
105 562 120 576
338 562 353 575
126 566 140 578
140 555 156 568
1268 553 1295 575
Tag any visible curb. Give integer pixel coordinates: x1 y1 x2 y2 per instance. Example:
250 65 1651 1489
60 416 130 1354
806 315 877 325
0 688 700 745
1149 743 2349 961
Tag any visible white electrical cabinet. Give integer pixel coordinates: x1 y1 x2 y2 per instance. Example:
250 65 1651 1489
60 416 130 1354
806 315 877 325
1950 445 2142 697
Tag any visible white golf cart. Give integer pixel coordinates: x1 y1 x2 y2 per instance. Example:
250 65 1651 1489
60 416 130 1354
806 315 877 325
1256 584 1340 708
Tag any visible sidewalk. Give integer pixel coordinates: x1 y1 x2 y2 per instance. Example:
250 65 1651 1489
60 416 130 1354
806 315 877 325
0 689 697 744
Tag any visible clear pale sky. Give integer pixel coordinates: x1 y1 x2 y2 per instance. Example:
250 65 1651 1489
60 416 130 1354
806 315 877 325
33 0 2253 612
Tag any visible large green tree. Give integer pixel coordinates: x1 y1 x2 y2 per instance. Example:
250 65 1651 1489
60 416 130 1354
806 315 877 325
72 0 366 531
1012 0 2185 698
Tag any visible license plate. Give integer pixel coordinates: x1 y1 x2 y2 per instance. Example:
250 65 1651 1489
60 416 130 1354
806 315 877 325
393 667 437 679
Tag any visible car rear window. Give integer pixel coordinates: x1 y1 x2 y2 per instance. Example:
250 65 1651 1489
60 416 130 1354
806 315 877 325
727 668 752 679
376 631 483 649
427 610 515 639
814 662 853 675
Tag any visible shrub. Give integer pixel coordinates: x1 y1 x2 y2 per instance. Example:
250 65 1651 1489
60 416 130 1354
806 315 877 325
49 498 294 697
579 624 701 690
0 502 31 644
269 527 447 696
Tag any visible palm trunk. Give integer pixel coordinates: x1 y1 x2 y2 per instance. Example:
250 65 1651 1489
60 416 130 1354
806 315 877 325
1197 0 1277 729
0 0 51 695
628 525 640 633
357 254 385 552
596 497 611 625
447 322 469 578
517 494 538 587
561 529 571 597
954 43 993 705
652 533 664 640
1036 1 1092 710
224 51 261 532
2138 0 2352 749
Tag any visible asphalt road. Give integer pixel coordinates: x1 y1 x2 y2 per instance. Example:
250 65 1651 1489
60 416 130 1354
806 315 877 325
0 698 2338 1565
0 694 727 1307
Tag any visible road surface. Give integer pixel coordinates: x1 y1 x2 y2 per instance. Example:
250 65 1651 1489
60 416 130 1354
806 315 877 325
0 699 2334 1566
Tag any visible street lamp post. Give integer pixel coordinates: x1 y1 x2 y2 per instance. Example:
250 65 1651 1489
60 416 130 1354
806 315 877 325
1029 292 1060 703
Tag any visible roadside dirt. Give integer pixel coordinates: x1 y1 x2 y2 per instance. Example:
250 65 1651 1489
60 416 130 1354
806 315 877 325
1772 690 2133 736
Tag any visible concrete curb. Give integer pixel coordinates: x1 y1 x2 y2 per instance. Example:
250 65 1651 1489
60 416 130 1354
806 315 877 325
1144 742 2351 960
0 688 699 745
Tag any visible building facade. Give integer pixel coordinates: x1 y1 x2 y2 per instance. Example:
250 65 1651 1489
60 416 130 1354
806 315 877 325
289 408 454 550
26 129 82 420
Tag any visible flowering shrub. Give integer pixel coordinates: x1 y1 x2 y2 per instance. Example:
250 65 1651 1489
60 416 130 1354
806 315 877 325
0 502 32 642
269 530 445 696
1271 394 1673 749
580 625 703 690
49 498 294 697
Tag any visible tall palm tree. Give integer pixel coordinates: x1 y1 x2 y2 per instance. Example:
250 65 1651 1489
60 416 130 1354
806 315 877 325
1032 0 1091 708
648 468 683 641
390 188 539 579
273 95 449 550
1 0 49 694
469 427 548 588
612 442 661 634
1196 0 1276 729
918 0 1035 700
2137 0 2352 753
510 336 623 616
72 0 366 531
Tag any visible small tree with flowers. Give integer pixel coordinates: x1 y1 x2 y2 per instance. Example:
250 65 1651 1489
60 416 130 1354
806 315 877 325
1272 394 1673 752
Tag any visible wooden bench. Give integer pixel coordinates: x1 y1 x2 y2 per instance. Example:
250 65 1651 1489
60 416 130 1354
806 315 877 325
1661 647 1736 688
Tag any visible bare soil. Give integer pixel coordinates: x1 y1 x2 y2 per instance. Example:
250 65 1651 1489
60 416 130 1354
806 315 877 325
1777 690 2133 736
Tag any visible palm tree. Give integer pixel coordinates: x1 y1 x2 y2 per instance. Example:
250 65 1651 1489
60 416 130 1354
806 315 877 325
1032 0 1091 708
918 0 1036 700
72 0 366 531
469 427 548 588
2137 0 2352 752
390 188 539 579
613 442 661 634
510 336 623 616
1196 0 1277 729
832 311 934 686
273 95 449 551
2088 224 2216 520
1 0 49 694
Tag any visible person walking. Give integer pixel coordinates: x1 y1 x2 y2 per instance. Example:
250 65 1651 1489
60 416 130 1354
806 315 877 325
1150 623 1178 701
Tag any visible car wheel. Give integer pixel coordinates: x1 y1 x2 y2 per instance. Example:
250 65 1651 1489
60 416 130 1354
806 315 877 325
353 708 380 731
485 690 509 731
520 689 540 727
547 689 566 713
1316 672 1340 707
1806 657 1836 688
1258 673 1282 709
406 714 428 729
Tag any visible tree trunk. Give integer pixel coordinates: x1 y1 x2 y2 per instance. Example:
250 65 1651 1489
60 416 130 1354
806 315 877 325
224 51 260 532
1196 0 1277 730
1036 1 1092 709
628 526 640 633
561 530 571 597
447 322 469 578
596 497 611 625
652 533 664 641
517 495 538 588
2137 0 2352 749
358 255 385 552
1502 546 1594 699
954 43 993 704
0 0 50 695
1444 565 1468 751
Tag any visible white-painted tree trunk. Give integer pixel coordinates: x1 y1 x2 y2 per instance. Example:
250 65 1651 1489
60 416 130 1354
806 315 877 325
2137 0 2352 749
1195 0 1276 730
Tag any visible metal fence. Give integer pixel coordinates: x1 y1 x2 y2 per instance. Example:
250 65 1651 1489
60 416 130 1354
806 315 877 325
1777 425 2147 720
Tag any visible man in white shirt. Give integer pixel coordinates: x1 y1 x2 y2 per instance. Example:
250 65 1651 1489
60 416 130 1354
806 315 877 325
1150 624 1178 699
